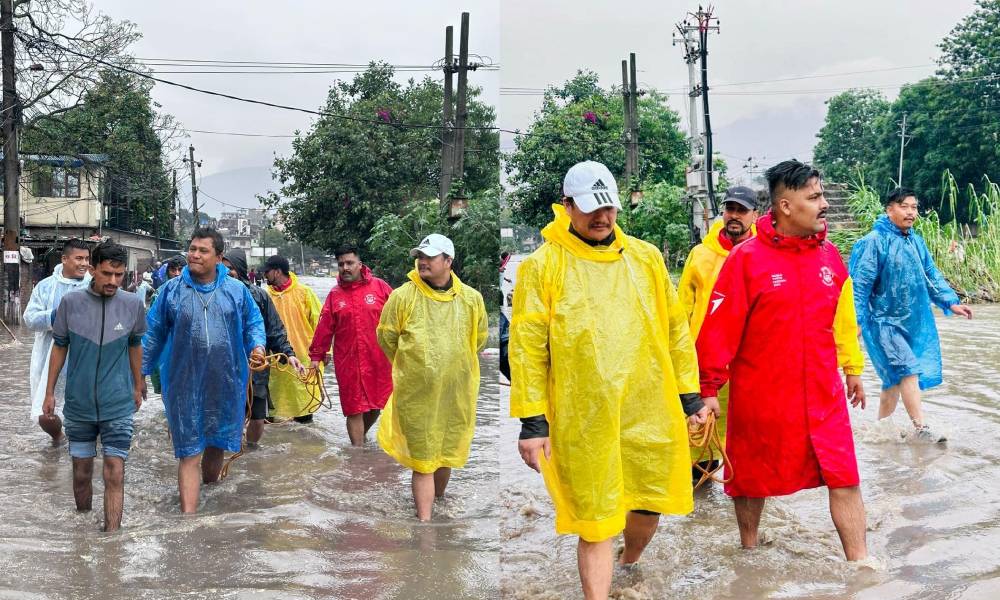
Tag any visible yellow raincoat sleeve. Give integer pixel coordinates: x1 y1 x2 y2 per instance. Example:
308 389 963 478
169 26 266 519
658 256 700 395
677 248 700 326
834 277 865 376
376 291 405 363
305 287 323 331
475 294 489 353
509 255 551 419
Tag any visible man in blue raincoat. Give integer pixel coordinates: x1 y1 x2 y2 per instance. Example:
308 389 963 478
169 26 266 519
143 228 266 512
849 188 973 443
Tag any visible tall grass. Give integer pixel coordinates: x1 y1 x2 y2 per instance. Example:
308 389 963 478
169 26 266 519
838 171 1000 302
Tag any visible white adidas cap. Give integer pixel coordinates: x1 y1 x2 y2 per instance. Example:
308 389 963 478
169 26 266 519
409 233 456 259
562 161 622 214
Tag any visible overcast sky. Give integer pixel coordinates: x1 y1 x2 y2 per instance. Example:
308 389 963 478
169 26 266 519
91 1 977 213
93 0 500 215
501 0 978 186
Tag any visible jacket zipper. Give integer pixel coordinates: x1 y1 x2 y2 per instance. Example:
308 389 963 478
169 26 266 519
94 295 106 421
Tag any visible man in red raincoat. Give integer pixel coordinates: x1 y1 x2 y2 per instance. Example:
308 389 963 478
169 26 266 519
309 245 393 445
697 160 869 561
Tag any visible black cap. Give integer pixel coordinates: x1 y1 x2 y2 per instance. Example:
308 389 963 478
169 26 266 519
723 186 757 210
263 254 290 275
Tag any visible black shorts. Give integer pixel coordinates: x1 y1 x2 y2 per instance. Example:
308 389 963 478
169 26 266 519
250 389 273 421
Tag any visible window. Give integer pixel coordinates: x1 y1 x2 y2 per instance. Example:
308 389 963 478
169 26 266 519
32 166 81 198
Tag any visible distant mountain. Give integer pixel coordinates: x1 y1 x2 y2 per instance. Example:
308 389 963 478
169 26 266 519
186 166 284 218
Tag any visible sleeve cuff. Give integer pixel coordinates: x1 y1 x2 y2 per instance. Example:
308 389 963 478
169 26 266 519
518 415 549 439
700 385 719 399
842 366 863 376
679 392 704 417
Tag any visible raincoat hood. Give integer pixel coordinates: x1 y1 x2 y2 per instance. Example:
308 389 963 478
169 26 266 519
225 249 250 281
756 211 827 251
407 267 463 301
180 263 228 292
541 203 627 262
338 263 372 289
52 263 92 286
266 271 301 297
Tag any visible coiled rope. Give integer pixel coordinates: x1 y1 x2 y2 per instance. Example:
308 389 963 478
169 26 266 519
688 412 733 490
218 352 331 479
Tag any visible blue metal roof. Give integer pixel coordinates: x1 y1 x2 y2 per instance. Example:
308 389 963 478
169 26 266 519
0 153 110 167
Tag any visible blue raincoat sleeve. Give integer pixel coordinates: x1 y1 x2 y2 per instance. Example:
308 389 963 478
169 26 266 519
23 279 55 332
847 236 878 327
241 285 266 353
915 236 960 312
142 281 174 376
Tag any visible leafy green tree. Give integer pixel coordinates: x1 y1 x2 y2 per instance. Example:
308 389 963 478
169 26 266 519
367 188 500 311
21 70 177 237
813 89 891 185
264 64 499 254
617 183 692 268
505 71 689 229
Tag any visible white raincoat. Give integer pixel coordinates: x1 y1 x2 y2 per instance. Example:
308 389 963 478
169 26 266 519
23 264 92 420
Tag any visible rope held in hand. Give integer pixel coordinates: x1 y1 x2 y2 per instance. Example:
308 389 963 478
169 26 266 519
688 412 733 491
218 352 331 480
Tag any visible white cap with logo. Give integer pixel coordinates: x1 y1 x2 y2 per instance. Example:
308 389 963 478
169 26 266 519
562 161 622 214
409 233 456 259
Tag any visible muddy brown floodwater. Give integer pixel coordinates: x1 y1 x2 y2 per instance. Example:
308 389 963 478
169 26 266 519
0 276 500 600
499 252 1000 599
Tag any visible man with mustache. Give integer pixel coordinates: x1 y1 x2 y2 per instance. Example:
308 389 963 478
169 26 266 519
848 188 972 443
678 186 758 485
697 159 869 561
24 238 92 444
376 234 488 521
511 161 706 598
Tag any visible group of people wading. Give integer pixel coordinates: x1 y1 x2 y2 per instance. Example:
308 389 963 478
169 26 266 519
509 159 972 598
27 228 486 530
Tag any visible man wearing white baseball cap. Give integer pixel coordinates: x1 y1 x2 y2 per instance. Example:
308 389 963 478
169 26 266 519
511 160 706 598
376 232 489 521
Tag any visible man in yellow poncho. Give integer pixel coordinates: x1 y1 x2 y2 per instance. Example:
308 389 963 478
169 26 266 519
511 161 708 599
263 255 324 422
677 186 758 484
376 233 488 521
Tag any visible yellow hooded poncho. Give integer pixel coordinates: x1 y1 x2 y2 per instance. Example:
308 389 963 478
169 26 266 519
677 218 756 463
376 269 489 473
266 272 324 418
510 204 699 542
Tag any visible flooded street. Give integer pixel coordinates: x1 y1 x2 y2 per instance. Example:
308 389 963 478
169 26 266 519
0 277 500 600
499 253 1000 599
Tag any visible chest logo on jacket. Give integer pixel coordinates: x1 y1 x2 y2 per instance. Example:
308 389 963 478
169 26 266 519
819 266 835 287
364 294 376 305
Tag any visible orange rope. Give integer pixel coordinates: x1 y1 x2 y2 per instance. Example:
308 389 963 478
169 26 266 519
218 353 331 480
688 412 733 490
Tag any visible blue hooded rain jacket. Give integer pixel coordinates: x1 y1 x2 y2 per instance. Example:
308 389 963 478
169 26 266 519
142 264 266 458
849 215 960 390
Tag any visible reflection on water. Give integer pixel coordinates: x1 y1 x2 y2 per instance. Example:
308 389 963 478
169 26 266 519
0 278 500 600
500 293 1000 598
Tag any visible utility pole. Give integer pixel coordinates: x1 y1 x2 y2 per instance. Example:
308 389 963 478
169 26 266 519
628 52 639 196
452 12 470 194
183 145 201 229
620 54 640 194
438 25 455 207
897 112 910 186
171 169 178 238
674 7 720 242
1 0 20 320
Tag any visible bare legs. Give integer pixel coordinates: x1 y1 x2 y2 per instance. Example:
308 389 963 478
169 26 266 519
246 419 265 445
71 456 125 531
577 511 660 599
732 487 868 560
411 467 452 521
346 409 381 446
177 447 224 514
879 375 924 426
